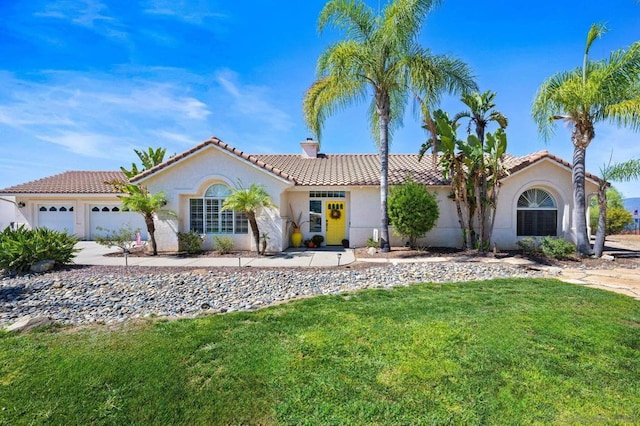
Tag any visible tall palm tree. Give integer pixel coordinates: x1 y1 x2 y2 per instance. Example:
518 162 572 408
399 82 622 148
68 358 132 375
532 23 640 255
594 158 640 257
304 0 476 252
453 91 508 251
222 183 276 254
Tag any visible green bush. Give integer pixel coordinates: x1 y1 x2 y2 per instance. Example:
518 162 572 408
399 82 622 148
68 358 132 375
605 207 633 235
540 236 575 259
311 234 324 246
517 237 541 256
177 231 204 254
0 225 79 273
388 177 439 248
213 236 234 255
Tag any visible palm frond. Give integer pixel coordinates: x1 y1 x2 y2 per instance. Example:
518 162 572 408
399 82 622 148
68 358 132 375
406 50 477 110
602 158 640 182
380 0 441 51
318 0 375 42
303 75 367 141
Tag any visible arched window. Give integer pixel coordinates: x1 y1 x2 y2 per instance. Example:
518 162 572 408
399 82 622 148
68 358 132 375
189 184 248 234
517 188 558 236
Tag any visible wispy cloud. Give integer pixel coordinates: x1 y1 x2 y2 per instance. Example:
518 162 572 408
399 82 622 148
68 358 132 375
33 0 129 41
0 71 212 161
142 0 227 25
215 69 293 134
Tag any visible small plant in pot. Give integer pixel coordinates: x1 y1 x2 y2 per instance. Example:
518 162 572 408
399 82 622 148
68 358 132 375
342 238 349 248
311 234 324 247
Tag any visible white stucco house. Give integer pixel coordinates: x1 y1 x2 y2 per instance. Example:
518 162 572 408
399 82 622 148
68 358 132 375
0 137 600 252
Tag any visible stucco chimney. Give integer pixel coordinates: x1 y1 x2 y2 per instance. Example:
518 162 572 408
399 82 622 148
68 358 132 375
301 138 319 158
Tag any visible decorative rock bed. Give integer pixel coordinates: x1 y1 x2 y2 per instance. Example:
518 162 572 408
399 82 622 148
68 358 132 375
1 263 544 327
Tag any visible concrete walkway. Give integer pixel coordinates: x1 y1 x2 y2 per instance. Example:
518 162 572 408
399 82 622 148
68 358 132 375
74 242 355 268
74 242 640 301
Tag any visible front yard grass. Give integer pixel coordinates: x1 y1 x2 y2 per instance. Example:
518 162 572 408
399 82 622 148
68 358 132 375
1 278 639 424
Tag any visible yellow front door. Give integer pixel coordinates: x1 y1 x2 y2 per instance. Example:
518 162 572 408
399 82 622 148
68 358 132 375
325 201 346 245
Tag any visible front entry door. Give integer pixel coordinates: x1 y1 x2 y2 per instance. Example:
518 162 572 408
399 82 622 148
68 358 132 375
325 201 346 245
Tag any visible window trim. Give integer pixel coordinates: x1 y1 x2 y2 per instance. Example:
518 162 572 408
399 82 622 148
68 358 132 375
516 188 558 237
189 184 248 235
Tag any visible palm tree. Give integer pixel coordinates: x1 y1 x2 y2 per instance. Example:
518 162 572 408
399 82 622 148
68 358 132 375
304 0 476 252
594 158 640 257
452 91 508 251
532 23 640 255
420 108 506 250
222 183 276 255
114 183 172 255
121 147 167 179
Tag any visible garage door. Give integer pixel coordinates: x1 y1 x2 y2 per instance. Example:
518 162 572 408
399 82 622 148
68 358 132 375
38 205 74 234
89 205 148 240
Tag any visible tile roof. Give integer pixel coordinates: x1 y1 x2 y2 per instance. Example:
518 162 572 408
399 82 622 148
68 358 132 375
0 171 127 195
130 137 296 184
504 149 602 182
0 144 602 195
253 153 449 186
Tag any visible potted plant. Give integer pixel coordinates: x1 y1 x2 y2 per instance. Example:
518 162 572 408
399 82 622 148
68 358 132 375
342 238 349 248
311 234 324 247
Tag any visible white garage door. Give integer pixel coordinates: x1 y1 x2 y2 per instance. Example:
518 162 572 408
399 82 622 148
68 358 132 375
89 205 148 240
38 205 74 234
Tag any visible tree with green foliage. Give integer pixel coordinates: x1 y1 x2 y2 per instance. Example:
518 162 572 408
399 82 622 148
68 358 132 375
304 0 476 252
121 147 167 179
222 183 276 255
452 91 508 251
593 159 640 256
110 182 171 255
420 109 507 250
532 23 640 255
388 177 439 248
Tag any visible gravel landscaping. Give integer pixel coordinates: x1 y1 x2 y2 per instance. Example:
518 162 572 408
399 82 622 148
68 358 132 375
1 263 544 327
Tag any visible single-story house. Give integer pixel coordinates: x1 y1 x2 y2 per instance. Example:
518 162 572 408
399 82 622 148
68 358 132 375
0 137 601 252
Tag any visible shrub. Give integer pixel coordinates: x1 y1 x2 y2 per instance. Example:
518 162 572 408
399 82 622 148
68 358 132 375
366 237 378 248
177 231 204 254
95 225 141 255
540 237 575 259
0 225 79 273
517 237 541 256
311 234 324 246
388 177 439 248
213 236 234 255
605 207 633 235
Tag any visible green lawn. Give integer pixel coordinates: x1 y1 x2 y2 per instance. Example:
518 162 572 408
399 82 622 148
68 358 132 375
1 278 639 425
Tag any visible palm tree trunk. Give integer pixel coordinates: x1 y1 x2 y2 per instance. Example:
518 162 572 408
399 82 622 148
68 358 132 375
247 212 260 254
572 145 592 255
378 96 391 253
593 183 607 257
145 214 157 255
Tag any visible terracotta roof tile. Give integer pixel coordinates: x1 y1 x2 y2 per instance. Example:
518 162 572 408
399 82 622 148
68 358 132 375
253 154 448 186
0 171 126 194
504 150 602 182
0 145 603 195
130 137 297 184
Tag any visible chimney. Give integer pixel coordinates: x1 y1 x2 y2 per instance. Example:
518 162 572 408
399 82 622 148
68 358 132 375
300 137 319 158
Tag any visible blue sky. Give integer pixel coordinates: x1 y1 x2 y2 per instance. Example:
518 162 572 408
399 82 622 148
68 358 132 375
1 0 639 196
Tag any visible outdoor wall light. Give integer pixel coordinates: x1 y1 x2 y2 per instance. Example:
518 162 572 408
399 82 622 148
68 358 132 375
17 202 26 208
